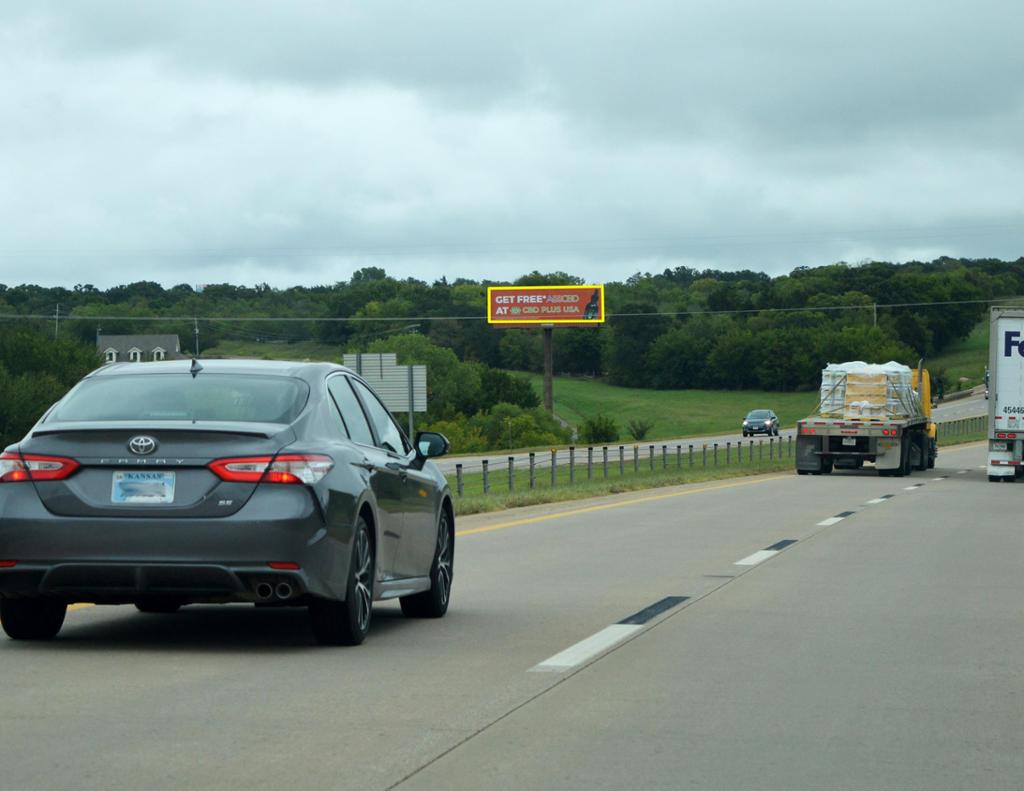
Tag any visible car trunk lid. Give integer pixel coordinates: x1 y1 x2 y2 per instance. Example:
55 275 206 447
18 421 296 518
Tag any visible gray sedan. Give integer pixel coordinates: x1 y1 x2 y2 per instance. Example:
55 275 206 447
0 359 454 646
742 409 779 437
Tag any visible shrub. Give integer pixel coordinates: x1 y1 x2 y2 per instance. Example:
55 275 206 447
579 414 619 444
626 418 654 440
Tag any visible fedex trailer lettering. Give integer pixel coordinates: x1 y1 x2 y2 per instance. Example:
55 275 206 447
1004 330 1024 357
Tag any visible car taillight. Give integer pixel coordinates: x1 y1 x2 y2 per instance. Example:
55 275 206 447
208 454 333 485
0 452 79 483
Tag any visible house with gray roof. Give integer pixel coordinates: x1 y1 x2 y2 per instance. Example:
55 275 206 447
97 334 186 364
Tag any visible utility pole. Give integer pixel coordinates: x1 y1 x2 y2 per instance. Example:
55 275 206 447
873 303 877 326
54 304 60 339
193 317 200 357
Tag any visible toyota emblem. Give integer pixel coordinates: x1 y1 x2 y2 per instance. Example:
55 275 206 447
128 435 158 455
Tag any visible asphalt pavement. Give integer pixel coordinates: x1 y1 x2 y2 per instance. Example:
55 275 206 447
1 439 1019 790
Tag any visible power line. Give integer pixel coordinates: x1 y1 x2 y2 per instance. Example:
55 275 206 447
0 296 1017 324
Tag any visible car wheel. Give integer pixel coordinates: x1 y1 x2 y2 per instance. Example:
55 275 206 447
401 508 454 619
135 599 184 614
310 516 374 646
1 598 68 640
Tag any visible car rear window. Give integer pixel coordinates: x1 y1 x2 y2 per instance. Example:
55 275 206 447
747 410 770 419
48 374 309 424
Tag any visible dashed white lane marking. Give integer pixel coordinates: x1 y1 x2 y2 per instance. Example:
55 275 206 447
866 497 888 505
531 624 641 671
903 484 923 490
957 470 969 474
816 516 846 526
931 477 947 481
734 549 779 566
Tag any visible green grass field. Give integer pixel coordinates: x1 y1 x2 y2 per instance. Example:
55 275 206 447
525 374 820 439
927 321 988 392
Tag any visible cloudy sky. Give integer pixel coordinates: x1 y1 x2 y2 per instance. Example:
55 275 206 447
1 1 1022 289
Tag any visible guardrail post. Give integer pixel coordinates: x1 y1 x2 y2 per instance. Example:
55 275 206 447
633 445 639 473
689 444 694 466
676 444 682 468
702 444 707 467
569 446 575 484
619 445 625 476
713 443 718 465
507 457 515 492
769 437 774 460
662 444 668 469
649 444 655 472
550 449 557 487
529 453 536 489
726 441 731 465
788 435 792 457
759 440 763 462
456 463 464 496
603 446 609 477
587 446 594 480
482 460 489 494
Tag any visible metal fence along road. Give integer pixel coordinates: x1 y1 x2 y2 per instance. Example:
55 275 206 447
450 415 988 498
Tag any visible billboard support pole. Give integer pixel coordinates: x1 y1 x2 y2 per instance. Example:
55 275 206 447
543 325 554 412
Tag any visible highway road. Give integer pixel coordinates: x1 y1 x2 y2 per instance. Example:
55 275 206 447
2 440 1019 790
437 390 989 474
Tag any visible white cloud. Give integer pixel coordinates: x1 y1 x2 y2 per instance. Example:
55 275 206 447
0 2 1022 289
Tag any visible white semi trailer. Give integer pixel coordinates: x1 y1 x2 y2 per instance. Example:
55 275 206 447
987 307 1024 482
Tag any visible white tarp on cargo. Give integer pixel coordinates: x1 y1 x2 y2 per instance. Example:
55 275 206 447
819 361 921 419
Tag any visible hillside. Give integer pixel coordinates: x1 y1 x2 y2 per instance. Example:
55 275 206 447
524 374 820 439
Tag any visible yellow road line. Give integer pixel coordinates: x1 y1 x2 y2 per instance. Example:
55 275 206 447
68 602 94 612
455 474 791 537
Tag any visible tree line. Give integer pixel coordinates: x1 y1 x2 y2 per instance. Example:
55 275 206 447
0 256 1019 449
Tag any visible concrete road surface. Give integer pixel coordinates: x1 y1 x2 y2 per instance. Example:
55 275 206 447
2 442 1019 790
437 390 988 475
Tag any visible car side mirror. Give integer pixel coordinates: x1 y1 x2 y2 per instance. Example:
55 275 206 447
416 431 450 459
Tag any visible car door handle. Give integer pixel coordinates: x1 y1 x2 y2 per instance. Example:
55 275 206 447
354 458 375 471
385 461 408 478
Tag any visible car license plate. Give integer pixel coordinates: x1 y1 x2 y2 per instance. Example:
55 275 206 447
111 471 175 504
842 437 857 446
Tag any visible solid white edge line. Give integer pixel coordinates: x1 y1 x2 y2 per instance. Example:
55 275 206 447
531 624 642 672
734 549 780 566
816 516 845 526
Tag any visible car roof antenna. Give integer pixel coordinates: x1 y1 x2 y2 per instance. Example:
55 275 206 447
190 358 203 379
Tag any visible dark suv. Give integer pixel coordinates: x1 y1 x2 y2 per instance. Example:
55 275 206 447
742 409 779 437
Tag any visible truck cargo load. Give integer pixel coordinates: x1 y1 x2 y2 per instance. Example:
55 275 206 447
818 361 924 420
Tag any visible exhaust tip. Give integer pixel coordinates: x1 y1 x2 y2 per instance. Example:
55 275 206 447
255 582 273 600
275 582 293 600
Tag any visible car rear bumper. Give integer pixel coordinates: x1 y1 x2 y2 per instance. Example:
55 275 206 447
0 485 350 603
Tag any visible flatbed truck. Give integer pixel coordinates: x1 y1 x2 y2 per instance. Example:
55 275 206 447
796 364 937 477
